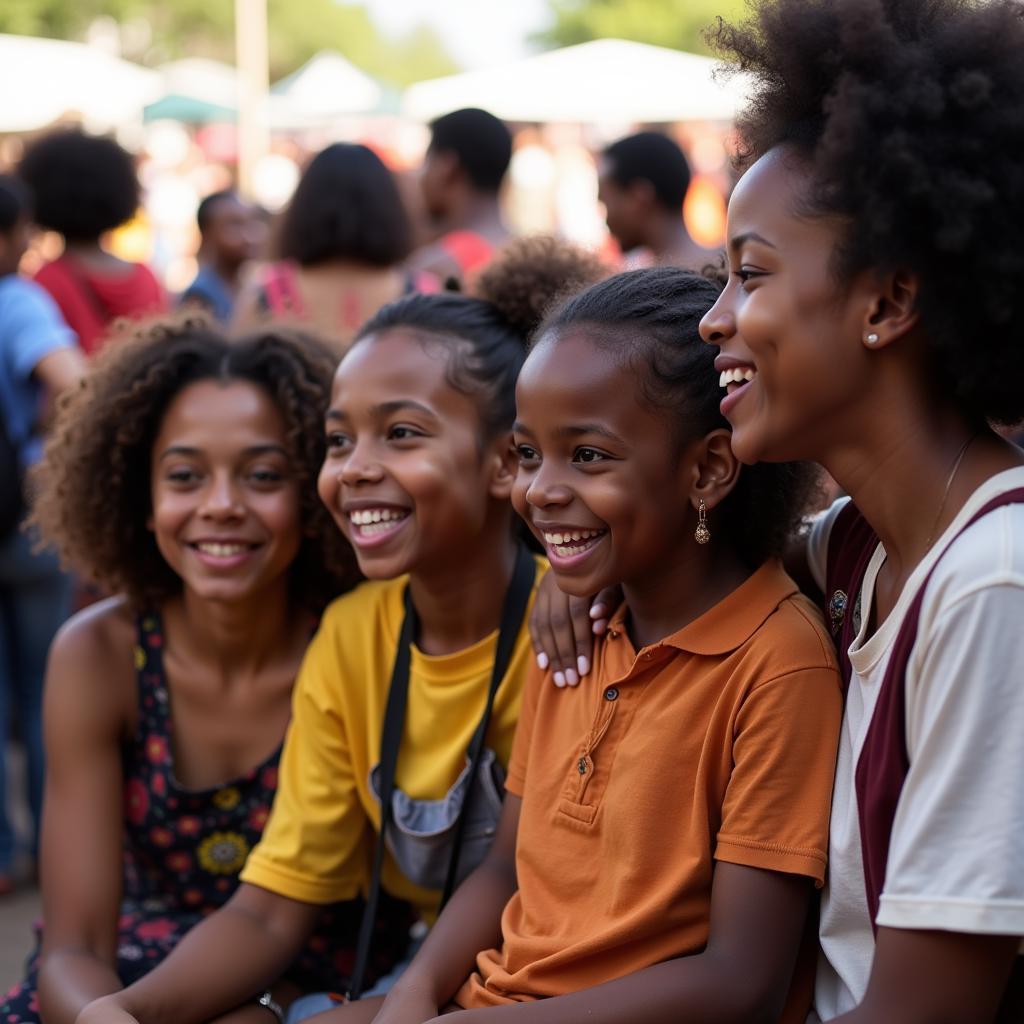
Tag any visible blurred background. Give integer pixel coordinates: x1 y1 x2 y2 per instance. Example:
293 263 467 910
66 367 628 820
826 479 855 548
0 0 748 291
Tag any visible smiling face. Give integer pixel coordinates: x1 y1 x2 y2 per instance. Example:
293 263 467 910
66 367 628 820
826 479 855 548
318 327 511 581
512 328 694 598
149 379 302 604
699 147 877 464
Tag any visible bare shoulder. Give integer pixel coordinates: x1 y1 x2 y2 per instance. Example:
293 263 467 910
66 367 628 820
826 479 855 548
51 595 136 664
48 596 138 723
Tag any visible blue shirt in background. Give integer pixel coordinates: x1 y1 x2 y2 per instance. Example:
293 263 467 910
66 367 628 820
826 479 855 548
0 274 76 468
179 265 234 324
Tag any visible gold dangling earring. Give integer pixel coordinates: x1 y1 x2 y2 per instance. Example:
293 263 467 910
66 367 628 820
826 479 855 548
694 498 710 545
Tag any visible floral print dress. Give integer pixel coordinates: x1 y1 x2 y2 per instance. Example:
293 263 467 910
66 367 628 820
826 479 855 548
2 613 411 1023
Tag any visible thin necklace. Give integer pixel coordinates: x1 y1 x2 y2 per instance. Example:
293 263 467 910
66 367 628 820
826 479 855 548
924 434 976 550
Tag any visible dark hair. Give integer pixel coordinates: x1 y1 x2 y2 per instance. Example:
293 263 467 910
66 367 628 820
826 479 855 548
709 0 1024 425
603 132 692 210
196 190 238 233
30 319 359 611
0 175 29 232
428 108 513 193
539 267 821 568
276 143 411 268
18 129 140 241
356 236 607 441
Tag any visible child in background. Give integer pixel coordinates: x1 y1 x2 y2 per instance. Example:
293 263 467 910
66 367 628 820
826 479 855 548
335 267 842 1024
0 323 408 1024
701 0 1024 1019
75 241 606 1024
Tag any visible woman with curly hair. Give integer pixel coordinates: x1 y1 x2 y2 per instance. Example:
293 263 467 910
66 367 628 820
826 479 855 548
232 143 412 357
695 0 1024 1020
18 129 167 357
0 322 411 1024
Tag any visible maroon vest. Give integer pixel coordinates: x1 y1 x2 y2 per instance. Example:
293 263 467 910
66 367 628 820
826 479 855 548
824 489 1024 1018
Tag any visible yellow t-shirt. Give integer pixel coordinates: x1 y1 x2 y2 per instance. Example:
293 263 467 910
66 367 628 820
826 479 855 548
241 559 545 920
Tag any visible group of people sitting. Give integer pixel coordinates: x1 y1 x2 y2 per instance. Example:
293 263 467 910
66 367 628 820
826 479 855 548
1 1 1023 1024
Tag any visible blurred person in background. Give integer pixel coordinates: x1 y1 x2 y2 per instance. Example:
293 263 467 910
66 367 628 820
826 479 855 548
18 129 167 357
407 108 513 290
233 143 411 356
0 174 84 897
598 131 718 271
179 191 264 325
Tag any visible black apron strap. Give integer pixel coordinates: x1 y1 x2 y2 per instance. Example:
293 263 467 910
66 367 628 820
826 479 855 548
440 546 536 906
346 548 536 999
347 587 415 1001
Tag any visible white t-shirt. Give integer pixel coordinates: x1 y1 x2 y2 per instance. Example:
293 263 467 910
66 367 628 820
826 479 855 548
807 467 1024 1022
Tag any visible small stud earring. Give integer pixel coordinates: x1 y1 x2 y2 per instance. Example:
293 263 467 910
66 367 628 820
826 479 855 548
694 498 710 545
866 332 880 345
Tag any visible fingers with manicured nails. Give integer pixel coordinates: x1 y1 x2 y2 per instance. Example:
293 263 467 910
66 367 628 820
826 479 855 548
528 583 551 671
547 598 582 682
590 586 622 635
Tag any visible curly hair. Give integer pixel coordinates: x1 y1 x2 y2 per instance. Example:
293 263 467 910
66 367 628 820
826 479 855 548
276 143 411 268
539 268 822 569
29 319 358 611
708 0 1024 425
357 236 608 442
474 235 609 338
18 128 141 241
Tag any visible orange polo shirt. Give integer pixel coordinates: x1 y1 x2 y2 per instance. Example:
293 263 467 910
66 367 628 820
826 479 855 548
456 560 842 1014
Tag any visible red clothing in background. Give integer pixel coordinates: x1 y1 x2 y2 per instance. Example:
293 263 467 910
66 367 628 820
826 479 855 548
34 255 167 356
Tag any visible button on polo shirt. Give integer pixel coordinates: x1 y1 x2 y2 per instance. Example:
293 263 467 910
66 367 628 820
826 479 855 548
456 561 842 1015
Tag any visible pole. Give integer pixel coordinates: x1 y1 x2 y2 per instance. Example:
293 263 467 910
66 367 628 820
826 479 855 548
234 0 269 199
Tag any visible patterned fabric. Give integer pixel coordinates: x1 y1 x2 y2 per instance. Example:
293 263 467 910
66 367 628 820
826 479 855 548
2 613 412 1023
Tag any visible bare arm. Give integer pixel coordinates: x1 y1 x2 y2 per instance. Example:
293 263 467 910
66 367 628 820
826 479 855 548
433 863 811 1024
362 795 522 1024
37 607 133 1024
32 346 85 398
32 347 86 427
831 927 1020 1024
76 883 320 1024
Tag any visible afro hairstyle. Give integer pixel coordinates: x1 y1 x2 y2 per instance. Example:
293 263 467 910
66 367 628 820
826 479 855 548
18 128 140 241
709 0 1024 425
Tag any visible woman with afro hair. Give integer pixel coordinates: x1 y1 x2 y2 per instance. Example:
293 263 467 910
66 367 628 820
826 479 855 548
18 129 167 357
0 322 413 1024
697 0 1024 1020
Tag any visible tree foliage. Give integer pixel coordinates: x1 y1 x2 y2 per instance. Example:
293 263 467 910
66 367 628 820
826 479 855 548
536 0 749 55
0 0 458 85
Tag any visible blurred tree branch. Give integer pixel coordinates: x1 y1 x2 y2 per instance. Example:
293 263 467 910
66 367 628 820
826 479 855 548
535 0 749 56
0 0 458 85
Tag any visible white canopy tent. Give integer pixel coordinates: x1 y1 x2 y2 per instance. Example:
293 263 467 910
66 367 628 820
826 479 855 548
272 51 384 123
144 51 384 128
0 33 159 133
402 38 747 124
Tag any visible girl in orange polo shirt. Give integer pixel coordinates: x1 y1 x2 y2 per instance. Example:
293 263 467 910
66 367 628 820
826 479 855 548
328 268 842 1024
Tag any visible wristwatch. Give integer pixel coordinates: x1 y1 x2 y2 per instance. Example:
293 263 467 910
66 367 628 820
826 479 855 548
257 991 285 1024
